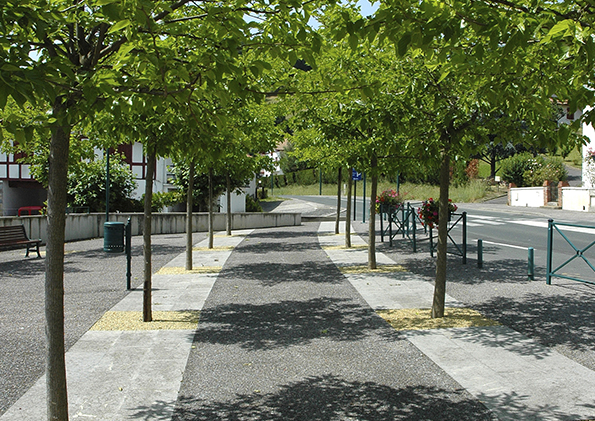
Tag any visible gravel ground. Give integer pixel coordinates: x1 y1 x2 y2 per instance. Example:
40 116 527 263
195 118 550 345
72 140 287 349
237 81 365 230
173 223 496 420
351 218 595 373
0 231 206 416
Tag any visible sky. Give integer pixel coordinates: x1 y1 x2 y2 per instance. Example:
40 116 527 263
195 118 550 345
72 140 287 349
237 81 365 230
357 0 379 17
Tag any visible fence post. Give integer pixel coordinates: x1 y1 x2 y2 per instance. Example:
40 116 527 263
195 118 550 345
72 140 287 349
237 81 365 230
477 239 483 269
429 226 433 257
389 211 393 247
412 209 417 252
125 217 132 290
462 212 467 265
402 204 407 238
380 206 384 242
528 247 535 280
546 219 554 285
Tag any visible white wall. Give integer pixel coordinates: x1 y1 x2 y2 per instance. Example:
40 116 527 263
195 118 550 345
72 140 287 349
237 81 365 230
2 212 302 244
583 107 595 188
509 187 545 208
219 191 246 213
561 187 595 212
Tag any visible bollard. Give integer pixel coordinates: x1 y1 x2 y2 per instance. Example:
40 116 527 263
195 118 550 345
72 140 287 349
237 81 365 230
528 247 535 280
125 217 132 290
546 219 554 285
477 239 483 268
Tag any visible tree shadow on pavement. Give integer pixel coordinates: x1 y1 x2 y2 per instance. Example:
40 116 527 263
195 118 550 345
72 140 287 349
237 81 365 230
131 374 497 421
193 298 390 351
473 291 595 355
225 261 344 286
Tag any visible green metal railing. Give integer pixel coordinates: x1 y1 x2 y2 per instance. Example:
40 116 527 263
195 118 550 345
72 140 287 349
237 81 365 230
379 203 405 246
379 202 427 252
546 219 595 285
429 212 467 264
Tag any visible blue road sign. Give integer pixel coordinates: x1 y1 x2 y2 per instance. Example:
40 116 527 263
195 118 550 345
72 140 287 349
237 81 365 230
352 170 362 181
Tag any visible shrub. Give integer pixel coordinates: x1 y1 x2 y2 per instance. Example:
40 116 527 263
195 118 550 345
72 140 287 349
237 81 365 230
500 152 533 187
501 153 567 187
151 191 182 212
246 195 262 212
523 156 567 186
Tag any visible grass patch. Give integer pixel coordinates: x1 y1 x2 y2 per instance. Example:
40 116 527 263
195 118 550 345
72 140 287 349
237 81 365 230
339 264 406 274
270 179 499 203
377 308 500 331
90 311 200 331
562 146 582 168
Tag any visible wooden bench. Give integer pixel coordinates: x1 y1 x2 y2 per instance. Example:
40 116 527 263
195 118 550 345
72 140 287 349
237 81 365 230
0 225 41 257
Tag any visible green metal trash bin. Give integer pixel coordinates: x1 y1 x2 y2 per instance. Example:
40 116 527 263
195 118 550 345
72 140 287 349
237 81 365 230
104 222 125 253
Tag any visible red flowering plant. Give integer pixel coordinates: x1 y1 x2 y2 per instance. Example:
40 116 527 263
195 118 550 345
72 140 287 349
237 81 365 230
417 198 457 228
375 189 405 214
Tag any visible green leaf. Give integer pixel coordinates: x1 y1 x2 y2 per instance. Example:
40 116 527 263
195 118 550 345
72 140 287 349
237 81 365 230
397 33 411 56
108 19 131 34
542 20 572 43
1 64 21 71
348 34 358 50
437 70 450 84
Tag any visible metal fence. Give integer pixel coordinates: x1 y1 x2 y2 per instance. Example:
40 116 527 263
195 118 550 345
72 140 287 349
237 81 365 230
546 219 595 285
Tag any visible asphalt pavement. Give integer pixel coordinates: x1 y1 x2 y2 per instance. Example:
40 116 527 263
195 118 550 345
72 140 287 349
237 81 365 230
1 198 595 420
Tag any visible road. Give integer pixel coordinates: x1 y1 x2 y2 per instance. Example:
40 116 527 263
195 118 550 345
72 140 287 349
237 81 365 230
283 194 595 284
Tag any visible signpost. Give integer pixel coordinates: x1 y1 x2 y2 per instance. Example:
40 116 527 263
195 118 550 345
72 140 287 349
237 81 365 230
352 170 362 221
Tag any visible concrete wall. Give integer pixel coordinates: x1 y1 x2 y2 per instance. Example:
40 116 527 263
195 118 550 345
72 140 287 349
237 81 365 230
561 187 595 212
0 212 301 244
219 191 246 213
509 187 545 208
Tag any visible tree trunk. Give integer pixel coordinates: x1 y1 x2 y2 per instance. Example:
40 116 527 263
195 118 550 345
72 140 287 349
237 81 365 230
208 167 214 249
490 149 497 179
45 99 71 421
368 156 378 270
226 173 232 236
143 151 156 322
335 167 342 235
345 168 352 248
185 160 194 271
432 148 450 319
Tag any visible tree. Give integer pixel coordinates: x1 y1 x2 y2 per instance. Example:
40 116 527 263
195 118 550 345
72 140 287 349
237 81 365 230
346 0 583 318
2 1 328 417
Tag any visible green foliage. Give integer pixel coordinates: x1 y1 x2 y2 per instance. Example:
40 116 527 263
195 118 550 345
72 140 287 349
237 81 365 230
246 195 263 212
500 153 533 186
523 156 567 187
67 153 140 212
151 191 182 212
500 153 567 187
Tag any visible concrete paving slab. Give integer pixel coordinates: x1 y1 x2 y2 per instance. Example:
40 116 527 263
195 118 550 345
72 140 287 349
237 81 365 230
344 272 462 310
404 326 595 421
0 231 245 421
318 221 595 421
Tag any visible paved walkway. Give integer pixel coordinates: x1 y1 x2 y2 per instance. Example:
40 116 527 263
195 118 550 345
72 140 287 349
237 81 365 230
2 220 595 420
